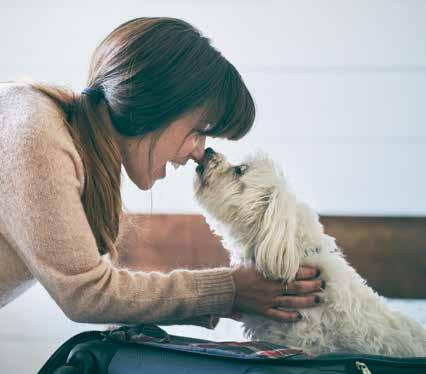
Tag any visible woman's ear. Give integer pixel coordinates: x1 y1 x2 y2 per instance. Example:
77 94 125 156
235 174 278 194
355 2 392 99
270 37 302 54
254 187 300 282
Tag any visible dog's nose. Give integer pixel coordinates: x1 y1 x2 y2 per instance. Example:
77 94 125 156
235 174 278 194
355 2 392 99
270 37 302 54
203 147 216 163
196 147 216 175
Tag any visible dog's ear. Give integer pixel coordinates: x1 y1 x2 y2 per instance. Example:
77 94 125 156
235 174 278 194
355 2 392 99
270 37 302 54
254 186 300 282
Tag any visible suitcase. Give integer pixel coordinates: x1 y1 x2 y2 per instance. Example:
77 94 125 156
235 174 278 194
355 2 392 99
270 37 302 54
38 324 426 374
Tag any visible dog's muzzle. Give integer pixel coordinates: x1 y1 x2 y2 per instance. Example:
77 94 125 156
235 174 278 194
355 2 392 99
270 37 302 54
196 147 216 175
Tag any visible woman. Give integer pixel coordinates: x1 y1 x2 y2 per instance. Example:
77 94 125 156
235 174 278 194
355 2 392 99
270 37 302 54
0 17 324 329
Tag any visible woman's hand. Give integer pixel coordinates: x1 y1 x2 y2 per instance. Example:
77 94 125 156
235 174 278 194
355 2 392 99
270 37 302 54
229 264 324 323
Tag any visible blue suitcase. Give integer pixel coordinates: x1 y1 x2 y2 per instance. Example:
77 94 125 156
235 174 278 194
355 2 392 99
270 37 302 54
38 324 426 374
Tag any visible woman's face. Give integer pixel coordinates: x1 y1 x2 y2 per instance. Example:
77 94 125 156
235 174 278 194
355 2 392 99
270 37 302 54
114 108 210 190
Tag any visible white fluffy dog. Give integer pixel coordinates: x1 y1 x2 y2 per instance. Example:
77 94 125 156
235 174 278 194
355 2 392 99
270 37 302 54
193 147 426 357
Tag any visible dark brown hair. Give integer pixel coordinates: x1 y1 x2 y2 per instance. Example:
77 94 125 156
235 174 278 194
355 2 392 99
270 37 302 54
26 17 256 261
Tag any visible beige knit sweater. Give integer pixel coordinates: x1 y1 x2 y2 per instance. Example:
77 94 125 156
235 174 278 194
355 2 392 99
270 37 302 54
0 82 236 329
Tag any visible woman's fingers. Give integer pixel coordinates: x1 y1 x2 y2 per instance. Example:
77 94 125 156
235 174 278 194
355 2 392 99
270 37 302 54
274 295 322 309
230 264 325 324
295 266 320 280
264 307 302 323
284 266 324 296
286 278 325 295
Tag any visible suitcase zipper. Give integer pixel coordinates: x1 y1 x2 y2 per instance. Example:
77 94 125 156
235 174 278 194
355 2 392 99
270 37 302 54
355 361 372 374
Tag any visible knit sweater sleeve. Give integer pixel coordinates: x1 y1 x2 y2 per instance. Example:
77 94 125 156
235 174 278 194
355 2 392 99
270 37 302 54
0 109 236 325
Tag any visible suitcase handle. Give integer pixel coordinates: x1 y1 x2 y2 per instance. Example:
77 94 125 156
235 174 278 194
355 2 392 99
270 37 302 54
53 350 97 374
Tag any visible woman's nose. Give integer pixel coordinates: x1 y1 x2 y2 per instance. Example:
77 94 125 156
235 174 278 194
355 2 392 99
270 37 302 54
190 136 206 164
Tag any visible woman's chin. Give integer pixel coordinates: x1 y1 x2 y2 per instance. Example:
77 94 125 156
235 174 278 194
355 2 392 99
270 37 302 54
136 169 166 190
144 174 165 190
135 176 154 191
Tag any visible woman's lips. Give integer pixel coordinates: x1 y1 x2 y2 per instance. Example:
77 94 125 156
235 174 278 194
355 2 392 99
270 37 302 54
170 161 182 170
160 161 182 179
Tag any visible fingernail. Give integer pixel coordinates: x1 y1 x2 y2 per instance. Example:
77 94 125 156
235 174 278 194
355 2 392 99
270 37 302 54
314 296 322 304
321 280 326 289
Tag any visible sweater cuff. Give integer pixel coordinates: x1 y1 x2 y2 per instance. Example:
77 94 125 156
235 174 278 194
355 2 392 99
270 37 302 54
192 267 236 317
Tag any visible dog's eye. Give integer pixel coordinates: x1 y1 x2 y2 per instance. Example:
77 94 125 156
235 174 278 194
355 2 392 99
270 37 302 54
234 164 248 176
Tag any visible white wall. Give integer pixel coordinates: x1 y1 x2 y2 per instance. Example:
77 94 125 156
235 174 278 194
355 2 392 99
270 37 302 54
1 1 425 372
2 0 425 216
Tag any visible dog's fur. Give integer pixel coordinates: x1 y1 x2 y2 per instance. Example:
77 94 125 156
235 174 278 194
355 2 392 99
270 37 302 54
193 148 426 357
